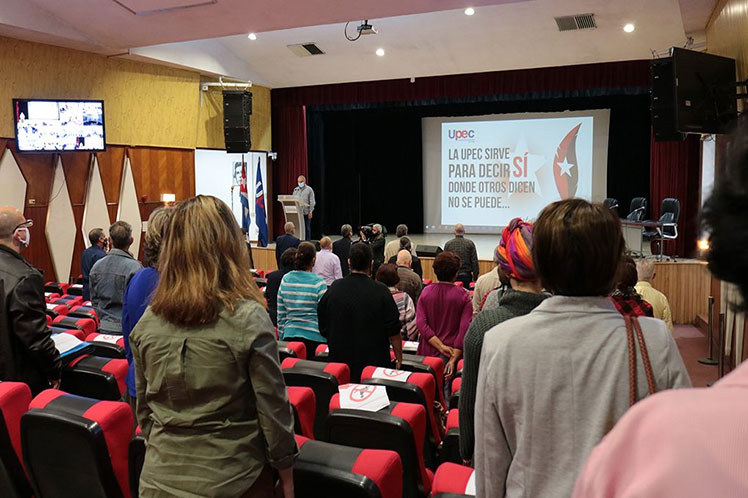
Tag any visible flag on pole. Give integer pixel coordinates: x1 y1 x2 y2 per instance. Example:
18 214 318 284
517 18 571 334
255 157 268 247
239 160 250 234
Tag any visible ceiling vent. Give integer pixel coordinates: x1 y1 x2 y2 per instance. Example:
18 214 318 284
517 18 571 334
287 43 325 57
554 13 596 31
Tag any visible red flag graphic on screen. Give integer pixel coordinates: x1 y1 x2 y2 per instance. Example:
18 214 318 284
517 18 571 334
553 123 582 199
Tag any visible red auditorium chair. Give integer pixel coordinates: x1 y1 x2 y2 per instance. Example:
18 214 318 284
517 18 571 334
44 292 61 302
85 333 126 360
295 434 403 498
278 340 307 360
314 344 329 361
361 366 443 454
325 396 433 498
61 356 128 401
45 302 68 320
0 382 33 498
51 325 87 342
281 358 350 439
395 353 447 409
454 281 464 288
45 314 52 328
449 377 462 410
53 315 98 338
431 462 476 497
68 305 100 327
21 390 133 498
455 359 463 378
287 386 315 439
66 284 84 296
44 283 65 296
439 409 461 465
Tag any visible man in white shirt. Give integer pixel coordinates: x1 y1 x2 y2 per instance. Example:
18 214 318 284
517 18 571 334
292 175 315 240
312 236 342 285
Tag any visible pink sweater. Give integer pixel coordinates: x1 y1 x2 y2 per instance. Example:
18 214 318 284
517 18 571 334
416 282 472 356
574 360 748 497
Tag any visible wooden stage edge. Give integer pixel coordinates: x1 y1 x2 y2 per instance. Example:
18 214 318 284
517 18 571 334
251 247 710 326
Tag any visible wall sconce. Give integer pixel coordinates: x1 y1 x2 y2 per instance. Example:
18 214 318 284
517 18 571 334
160 193 176 204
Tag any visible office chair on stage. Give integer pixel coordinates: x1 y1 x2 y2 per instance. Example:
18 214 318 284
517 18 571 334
625 197 647 221
603 198 619 215
643 198 680 261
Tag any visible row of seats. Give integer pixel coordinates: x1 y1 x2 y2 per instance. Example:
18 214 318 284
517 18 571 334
0 382 476 498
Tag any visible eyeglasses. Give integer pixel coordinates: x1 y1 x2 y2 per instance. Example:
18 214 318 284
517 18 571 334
13 219 33 231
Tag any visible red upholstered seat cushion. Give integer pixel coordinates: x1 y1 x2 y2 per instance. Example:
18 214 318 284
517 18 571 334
66 356 129 397
282 341 307 360
0 382 31 464
86 333 126 349
57 327 86 341
315 344 329 356
451 377 462 394
431 462 475 495
45 315 52 327
353 447 403 498
46 303 68 316
44 293 61 302
30 390 134 498
69 305 100 326
287 386 315 439
446 409 459 430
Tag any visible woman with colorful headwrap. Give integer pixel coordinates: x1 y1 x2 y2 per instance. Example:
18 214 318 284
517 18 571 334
457 217 548 462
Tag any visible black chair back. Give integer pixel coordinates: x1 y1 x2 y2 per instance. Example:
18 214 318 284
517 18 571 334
659 198 680 236
626 197 647 221
128 435 145 498
283 369 339 439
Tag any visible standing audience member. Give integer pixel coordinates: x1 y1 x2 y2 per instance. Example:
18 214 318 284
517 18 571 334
610 255 654 318
573 122 748 497
459 218 546 462
292 175 315 240
478 267 511 312
395 249 423 306
277 242 328 355
416 251 472 396
384 224 409 262
332 224 353 276
318 243 402 382
635 258 673 331
474 199 690 498
275 222 300 270
81 227 107 301
130 195 296 498
121 208 172 410
376 263 417 341
387 237 423 277
444 223 479 287
266 248 297 326
0 207 61 394
471 245 503 315
90 221 142 334
361 224 386 276
312 236 342 285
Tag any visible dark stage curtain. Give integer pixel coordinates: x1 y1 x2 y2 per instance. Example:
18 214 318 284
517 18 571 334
271 105 308 238
307 95 652 238
650 133 701 257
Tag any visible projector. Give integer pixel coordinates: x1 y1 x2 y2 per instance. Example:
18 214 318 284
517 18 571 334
357 21 378 35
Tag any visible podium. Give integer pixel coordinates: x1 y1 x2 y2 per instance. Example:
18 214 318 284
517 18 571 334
278 195 308 241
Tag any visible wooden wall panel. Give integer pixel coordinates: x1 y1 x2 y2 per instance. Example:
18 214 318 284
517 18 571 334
61 153 92 281
650 261 711 325
96 146 126 222
252 247 278 273
127 147 196 202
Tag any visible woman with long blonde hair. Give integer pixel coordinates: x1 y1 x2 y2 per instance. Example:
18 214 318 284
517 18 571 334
130 195 297 498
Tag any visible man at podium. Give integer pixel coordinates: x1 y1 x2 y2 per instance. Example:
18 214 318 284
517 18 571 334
292 175 315 240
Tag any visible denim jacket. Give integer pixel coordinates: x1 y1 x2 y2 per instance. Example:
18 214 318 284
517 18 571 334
89 249 142 333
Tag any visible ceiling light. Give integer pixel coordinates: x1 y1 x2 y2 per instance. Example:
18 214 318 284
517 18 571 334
248 32 257 40
376 48 385 57
623 23 635 33
464 7 475 16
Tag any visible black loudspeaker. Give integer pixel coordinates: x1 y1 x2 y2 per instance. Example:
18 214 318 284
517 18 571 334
651 58 684 142
416 245 443 258
223 90 252 153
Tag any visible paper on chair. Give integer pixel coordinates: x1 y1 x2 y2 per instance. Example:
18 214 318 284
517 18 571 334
371 367 412 383
402 341 419 352
338 384 390 412
51 333 87 357
91 334 121 345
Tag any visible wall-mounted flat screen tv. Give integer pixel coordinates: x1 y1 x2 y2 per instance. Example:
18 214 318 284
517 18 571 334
13 99 105 152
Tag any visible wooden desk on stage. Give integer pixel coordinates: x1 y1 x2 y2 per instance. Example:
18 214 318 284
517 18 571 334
620 220 662 256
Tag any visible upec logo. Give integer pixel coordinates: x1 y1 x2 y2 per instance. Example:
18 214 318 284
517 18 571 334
553 123 582 199
448 129 475 141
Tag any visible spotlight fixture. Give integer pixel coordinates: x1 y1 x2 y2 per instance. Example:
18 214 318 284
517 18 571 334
464 7 475 16
248 32 257 40
623 23 635 33
376 48 385 56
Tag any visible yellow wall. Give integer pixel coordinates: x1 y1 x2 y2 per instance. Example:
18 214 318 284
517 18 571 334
707 0 748 91
0 36 271 150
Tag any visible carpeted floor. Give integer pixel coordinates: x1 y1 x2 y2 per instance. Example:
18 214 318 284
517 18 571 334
672 324 719 387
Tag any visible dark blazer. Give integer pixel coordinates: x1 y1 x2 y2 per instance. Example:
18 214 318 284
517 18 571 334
0 245 62 394
332 237 352 276
275 233 300 270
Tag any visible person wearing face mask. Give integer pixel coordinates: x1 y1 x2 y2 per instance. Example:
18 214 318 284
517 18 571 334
0 206 62 394
292 175 315 240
